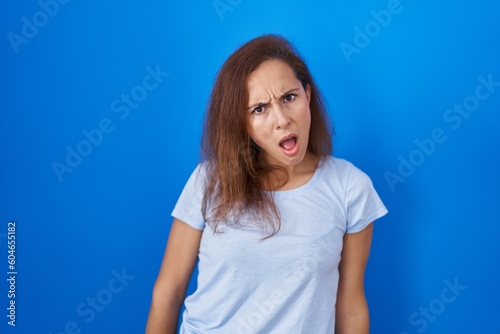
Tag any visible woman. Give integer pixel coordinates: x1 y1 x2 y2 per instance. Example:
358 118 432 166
146 34 387 333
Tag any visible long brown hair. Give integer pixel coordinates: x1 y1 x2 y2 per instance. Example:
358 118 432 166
201 34 333 238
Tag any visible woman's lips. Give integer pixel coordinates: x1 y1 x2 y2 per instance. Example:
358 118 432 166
279 135 299 156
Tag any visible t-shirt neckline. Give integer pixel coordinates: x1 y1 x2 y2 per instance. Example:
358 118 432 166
270 157 326 197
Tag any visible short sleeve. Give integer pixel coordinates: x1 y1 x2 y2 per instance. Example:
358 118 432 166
171 164 207 230
345 163 388 234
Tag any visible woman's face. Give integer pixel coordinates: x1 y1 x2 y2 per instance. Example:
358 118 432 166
246 59 312 169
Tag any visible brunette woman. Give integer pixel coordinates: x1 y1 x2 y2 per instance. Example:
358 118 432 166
146 34 387 334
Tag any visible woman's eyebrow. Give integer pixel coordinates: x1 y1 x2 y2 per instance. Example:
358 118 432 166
280 87 300 98
248 87 301 110
248 100 270 110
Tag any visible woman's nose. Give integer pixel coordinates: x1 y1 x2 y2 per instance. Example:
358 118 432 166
274 106 291 130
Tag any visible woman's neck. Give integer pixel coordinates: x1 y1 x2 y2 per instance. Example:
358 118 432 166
260 152 319 191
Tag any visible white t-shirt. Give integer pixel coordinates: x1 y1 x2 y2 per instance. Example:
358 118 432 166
172 156 388 333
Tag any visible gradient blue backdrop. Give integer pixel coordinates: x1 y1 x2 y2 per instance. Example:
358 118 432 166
1 0 499 333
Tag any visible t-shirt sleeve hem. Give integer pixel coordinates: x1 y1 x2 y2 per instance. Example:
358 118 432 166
345 207 388 234
171 210 205 231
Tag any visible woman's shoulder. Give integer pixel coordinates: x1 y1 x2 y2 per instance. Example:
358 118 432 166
180 161 211 191
320 155 355 174
192 160 212 177
319 156 372 184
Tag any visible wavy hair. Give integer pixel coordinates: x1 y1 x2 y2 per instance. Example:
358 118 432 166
201 34 333 238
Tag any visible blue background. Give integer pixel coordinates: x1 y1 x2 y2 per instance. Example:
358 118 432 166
1 0 499 333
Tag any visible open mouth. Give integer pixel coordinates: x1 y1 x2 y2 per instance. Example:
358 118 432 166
279 134 299 156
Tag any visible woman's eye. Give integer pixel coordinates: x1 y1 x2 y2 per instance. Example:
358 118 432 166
253 106 265 114
284 94 296 102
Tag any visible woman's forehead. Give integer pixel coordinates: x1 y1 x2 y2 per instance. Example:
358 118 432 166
247 60 301 101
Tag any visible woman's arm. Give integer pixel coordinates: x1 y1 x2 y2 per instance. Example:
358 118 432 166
335 223 374 334
145 218 203 334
